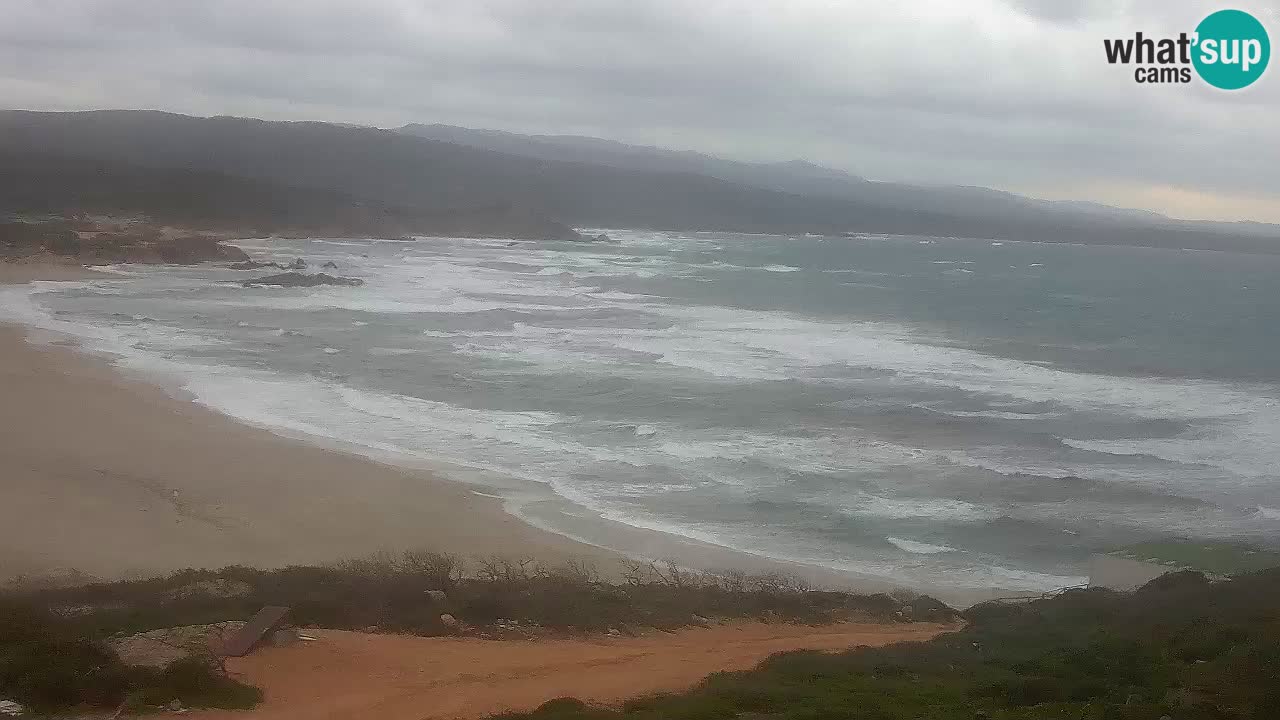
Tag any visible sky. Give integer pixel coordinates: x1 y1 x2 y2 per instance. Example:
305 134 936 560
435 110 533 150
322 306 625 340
3 0 1279 222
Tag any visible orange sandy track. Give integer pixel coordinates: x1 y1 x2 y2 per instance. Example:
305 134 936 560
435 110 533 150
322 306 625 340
191 622 952 720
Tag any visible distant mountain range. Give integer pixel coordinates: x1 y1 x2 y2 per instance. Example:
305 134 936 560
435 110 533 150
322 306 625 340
0 149 583 242
399 123 1170 224
1 109 1276 252
398 123 1280 237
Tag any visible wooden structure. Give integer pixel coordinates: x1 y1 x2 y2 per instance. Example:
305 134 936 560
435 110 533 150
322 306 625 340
221 605 291 657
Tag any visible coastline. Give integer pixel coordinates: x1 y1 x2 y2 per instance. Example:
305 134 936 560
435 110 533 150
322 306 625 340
1 265 617 584
1 262 996 605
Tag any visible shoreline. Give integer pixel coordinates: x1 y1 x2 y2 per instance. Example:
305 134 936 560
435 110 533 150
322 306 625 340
1 264 618 583
0 316 621 582
1 262 993 605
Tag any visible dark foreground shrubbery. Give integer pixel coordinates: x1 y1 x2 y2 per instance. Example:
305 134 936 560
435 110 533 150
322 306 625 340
2 553 951 713
490 569 1280 720
0 599 260 714
8 556 1278 718
9 553 952 640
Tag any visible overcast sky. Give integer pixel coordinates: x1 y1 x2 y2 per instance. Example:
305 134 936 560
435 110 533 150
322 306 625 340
3 0 1278 222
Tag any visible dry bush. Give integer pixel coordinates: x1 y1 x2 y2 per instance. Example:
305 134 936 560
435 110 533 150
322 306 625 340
620 559 655 586
536 558 600 585
474 555 538 584
714 569 748 593
397 550 464 587
5 551 952 643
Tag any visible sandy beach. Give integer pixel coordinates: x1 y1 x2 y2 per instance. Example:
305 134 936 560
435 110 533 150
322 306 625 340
1 264 612 584
0 262 994 604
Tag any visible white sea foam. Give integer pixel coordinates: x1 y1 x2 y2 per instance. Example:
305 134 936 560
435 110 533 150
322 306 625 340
90 265 140 276
1062 431 1280 481
847 496 997 524
577 509 1083 592
913 404 1062 421
310 239 373 247
886 537 956 554
620 307 1280 482
9 231 1275 599
406 297 1280 486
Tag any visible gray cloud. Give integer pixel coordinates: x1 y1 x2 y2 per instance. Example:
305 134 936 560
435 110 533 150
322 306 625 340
1004 0 1126 25
2 0 1278 221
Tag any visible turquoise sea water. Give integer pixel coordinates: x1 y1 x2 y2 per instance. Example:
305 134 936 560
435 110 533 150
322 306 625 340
8 230 1278 593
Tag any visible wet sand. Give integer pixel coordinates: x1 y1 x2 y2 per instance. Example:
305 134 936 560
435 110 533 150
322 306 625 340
0 266 610 583
1 263 987 605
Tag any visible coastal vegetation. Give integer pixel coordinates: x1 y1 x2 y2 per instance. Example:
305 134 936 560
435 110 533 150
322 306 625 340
5 556 1277 718
0 598 260 715
0 553 950 714
8 554 953 638
494 569 1280 720
0 219 250 266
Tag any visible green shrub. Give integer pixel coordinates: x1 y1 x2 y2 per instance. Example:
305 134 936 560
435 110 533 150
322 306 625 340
9 553 947 640
487 568 1280 720
120 658 261 713
0 599 260 714
0 599 134 710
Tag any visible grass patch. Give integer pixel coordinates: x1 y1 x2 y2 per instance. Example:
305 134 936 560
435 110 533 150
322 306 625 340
1108 540 1280 575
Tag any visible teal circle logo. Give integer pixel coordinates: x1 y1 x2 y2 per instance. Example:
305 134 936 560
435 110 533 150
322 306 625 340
1192 9 1270 90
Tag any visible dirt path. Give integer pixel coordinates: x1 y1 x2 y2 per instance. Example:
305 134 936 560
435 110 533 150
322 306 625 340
191 622 952 720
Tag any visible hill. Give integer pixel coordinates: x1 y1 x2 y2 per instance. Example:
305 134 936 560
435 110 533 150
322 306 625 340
0 150 583 241
398 122 1280 238
2 110 1277 253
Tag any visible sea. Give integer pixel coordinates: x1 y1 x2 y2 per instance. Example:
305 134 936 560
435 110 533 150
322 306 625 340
5 229 1278 596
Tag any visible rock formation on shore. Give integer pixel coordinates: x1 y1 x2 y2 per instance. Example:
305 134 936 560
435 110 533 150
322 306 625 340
1 220 248 265
242 272 364 287
226 257 307 271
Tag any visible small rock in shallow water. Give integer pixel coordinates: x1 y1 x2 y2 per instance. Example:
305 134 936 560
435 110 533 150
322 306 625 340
242 272 363 288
